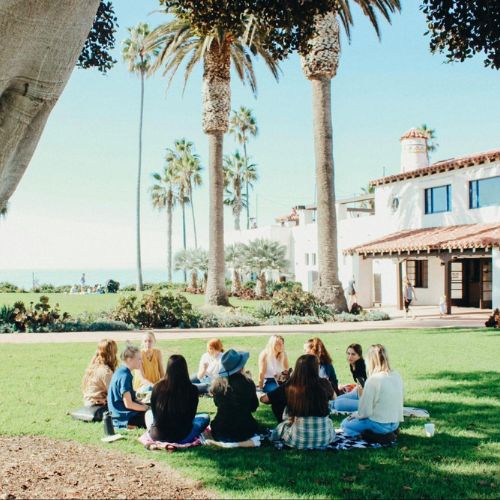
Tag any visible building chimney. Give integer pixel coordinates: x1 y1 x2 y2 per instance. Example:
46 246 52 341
400 128 429 173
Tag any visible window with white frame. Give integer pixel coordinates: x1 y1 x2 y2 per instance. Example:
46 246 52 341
305 253 309 265
406 260 428 288
312 253 317 265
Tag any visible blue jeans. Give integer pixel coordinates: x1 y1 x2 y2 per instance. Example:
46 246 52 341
180 414 210 443
263 378 279 393
190 375 212 395
331 387 359 412
341 416 399 437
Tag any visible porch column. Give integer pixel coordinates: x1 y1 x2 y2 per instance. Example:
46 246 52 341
396 260 403 310
443 256 452 315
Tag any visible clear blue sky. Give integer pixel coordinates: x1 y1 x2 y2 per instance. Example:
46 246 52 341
1 1 499 270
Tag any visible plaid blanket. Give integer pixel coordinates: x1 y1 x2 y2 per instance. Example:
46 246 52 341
272 429 397 451
138 431 202 451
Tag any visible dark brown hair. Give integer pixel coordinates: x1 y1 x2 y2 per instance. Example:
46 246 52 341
347 343 363 358
285 354 328 417
153 355 193 419
306 337 332 365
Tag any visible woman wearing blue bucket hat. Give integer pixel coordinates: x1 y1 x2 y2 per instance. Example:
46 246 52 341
210 349 260 442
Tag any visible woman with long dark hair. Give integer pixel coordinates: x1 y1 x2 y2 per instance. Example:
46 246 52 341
331 343 367 412
146 355 209 443
303 337 341 395
262 354 335 449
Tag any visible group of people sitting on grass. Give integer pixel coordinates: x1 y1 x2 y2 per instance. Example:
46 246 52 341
81 332 404 449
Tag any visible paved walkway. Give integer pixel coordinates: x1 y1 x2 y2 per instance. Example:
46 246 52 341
0 306 487 344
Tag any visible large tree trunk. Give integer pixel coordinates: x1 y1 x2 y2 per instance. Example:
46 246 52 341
234 179 241 230
256 272 267 299
301 14 347 312
136 69 145 292
203 41 230 306
190 270 198 289
0 0 101 211
166 198 173 282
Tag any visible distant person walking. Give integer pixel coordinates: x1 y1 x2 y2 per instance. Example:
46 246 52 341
80 273 86 293
403 278 417 318
346 279 357 310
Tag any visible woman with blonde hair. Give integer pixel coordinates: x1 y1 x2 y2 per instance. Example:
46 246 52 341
258 335 289 393
133 331 165 392
82 339 118 408
190 338 224 394
341 344 403 438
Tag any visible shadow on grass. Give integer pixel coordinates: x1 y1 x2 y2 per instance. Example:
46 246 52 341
161 387 499 499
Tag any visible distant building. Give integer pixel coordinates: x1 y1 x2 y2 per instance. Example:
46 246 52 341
226 129 500 312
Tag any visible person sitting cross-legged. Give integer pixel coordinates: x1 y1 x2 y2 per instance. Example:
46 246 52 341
107 345 149 429
262 354 335 449
210 349 259 442
341 344 403 439
145 355 209 443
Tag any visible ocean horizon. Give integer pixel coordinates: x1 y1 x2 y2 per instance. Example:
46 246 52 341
0 268 184 290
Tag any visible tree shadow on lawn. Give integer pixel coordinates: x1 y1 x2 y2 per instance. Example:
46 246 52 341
167 394 499 499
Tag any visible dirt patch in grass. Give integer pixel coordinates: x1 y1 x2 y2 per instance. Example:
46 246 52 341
0 436 213 499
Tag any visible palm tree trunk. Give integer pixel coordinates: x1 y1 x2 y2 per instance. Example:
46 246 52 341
166 198 173 282
310 77 347 311
205 132 229 305
0 0 101 211
190 270 198 289
202 40 230 306
189 187 198 248
181 200 187 283
234 180 241 230
231 269 241 295
135 69 145 292
256 272 266 299
243 142 250 229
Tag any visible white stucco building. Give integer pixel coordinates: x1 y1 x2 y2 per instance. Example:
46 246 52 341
226 129 500 312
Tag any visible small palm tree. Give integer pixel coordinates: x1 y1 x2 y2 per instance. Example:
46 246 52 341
225 243 246 295
229 107 258 229
360 184 375 210
122 22 157 292
146 10 279 306
418 124 439 161
224 151 257 230
300 1 400 310
242 239 288 298
174 248 208 289
150 165 177 282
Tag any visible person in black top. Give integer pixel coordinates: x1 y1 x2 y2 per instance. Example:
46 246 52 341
303 337 341 396
210 349 259 442
146 355 209 443
331 343 367 412
261 354 334 423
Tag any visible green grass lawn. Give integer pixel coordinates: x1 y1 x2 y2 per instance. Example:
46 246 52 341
0 292 267 316
1 328 499 498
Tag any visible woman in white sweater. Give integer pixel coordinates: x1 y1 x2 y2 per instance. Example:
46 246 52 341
341 344 403 437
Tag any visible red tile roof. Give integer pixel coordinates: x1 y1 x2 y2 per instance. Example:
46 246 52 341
345 223 500 256
370 150 500 187
400 128 429 140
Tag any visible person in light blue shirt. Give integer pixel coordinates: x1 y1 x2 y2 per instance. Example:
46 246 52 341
108 345 149 429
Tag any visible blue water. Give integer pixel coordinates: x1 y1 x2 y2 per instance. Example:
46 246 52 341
0 269 184 290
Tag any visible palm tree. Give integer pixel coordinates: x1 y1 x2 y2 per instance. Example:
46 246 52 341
172 139 203 248
360 184 375 210
418 124 439 161
229 107 258 229
242 239 288 299
300 2 400 310
224 151 257 230
225 243 246 295
150 165 177 282
146 11 279 306
123 22 157 292
174 248 208 289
